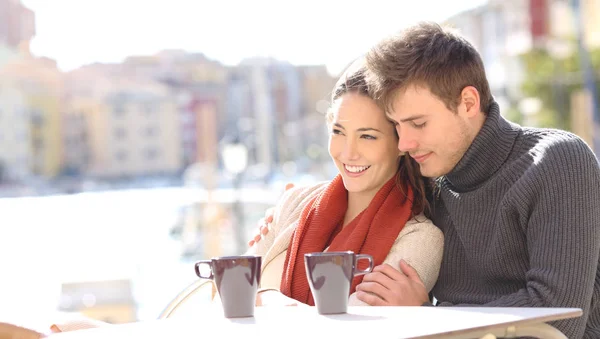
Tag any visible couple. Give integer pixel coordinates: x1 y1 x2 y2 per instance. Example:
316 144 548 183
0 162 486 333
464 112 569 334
18 21 600 339
248 21 600 339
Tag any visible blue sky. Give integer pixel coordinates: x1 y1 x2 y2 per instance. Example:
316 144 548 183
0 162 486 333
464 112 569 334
21 0 486 74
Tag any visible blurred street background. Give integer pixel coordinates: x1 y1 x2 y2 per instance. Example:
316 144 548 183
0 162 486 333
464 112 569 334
0 0 598 325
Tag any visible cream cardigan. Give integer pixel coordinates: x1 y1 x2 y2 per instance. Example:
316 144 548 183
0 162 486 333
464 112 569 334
245 182 444 306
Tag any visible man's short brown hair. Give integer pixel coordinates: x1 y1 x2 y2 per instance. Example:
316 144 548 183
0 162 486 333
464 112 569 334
365 21 493 114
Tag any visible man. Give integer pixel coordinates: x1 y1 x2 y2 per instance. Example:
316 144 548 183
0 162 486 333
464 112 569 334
356 22 600 338
251 22 600 338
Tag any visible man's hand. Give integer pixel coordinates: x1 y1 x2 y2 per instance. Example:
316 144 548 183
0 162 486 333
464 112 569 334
355 260 429 306
247 208 274 247
248 183 295 246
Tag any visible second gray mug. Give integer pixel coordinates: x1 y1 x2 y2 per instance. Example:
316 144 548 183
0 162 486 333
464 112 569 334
304 251 373 314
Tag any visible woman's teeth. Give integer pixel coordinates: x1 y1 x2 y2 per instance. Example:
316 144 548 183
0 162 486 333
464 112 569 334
345 165 370 173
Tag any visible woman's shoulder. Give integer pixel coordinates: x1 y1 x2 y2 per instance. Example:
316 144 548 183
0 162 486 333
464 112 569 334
273 181 329 220
399 214 442 236
389 214 444 259
278 181 328 206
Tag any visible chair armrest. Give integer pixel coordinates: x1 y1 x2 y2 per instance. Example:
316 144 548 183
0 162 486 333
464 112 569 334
158 279 215 319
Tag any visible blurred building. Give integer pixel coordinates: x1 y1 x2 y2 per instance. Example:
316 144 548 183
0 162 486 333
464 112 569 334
189 98 219 165
87 78 182 178
0 1 63 179
584 0 600 47
445 0 600 116
0 14 345 185
270 62 303 165
224 59 337 180
65 51 340 183
244 58 277 176
445 0 523 111
298 65 337 165
1 57 64 178
550 0 600 48
61 97 94 177
222 58 276 180
27 59 64 178
545 0 600 53
0 0 37 182
0 79 31 182
224 67 255 168
123 51 228 169
0 0 35 66
62 65 122 178
61 103 90 177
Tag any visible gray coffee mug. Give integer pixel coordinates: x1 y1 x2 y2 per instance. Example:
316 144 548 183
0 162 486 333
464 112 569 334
304 251 373 314
194 255 261 318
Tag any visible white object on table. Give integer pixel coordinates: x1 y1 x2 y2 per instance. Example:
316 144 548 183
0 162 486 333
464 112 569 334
51 306 582 339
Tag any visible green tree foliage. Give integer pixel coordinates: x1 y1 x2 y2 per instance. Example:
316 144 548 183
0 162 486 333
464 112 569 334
519 46 600 130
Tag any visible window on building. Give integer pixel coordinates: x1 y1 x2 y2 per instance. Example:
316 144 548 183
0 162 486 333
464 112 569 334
115 150 128 162
144 126 157 138
144 148 159 160
110 92 129 118
33 137 43 151
31 109 44 126
144 102 157 115
114 127 127 140
113 104 126 117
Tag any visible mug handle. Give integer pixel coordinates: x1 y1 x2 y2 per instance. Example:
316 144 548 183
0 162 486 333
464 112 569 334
194 260 214 280
353 254 374 276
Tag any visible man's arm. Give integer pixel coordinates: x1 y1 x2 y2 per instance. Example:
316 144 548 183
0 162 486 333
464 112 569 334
438 138 600 338
243 188 295 257
248 183 295 247
245 183 325 258
353 218 443 306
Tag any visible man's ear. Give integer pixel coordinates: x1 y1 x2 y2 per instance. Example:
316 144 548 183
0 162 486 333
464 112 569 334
459 86 480 117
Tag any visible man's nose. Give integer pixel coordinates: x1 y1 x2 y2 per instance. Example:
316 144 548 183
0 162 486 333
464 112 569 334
398 130 418 153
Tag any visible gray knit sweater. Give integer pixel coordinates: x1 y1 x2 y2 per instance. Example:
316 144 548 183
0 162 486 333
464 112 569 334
431 102 600 339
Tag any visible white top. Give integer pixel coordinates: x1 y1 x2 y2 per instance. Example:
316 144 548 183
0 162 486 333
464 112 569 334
51 306 582 339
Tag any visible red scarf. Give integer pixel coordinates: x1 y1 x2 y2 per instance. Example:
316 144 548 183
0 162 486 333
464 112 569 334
280 174 414 305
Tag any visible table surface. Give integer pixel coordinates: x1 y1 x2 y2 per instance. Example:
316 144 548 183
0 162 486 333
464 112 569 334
51 306 582 339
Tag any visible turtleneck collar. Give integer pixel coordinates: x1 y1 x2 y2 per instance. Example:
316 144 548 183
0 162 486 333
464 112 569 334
443 102 521 191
